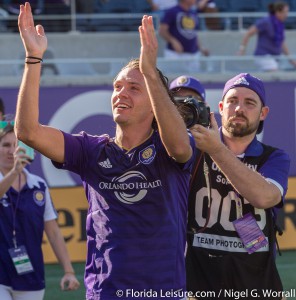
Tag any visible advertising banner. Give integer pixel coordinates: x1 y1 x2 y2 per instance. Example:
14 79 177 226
42 177 296 263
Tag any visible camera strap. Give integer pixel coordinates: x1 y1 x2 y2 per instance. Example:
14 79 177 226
189 151 204 190
190 152 213 234
197 155 213 234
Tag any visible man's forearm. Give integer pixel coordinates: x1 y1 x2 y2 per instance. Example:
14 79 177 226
211 145 281 209
16 63 42 143
144 71 192 162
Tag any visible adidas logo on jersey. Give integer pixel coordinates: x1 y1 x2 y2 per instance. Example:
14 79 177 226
98 158 112 168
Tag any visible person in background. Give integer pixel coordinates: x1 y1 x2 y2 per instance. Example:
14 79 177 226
147 0 177 18
186 73 290 300
16 3 195 300
169 75 206 103
196 0 221 30
0 123 80 300
238 1 296 71
169 75 211 130
0 98 5 120
159 0 209 73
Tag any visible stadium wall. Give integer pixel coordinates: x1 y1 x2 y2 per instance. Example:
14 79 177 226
1 30 296 59
1 30 296 84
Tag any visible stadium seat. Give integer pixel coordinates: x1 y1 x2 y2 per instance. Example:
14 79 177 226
203 0 231 30
286 0 296 11
99 0 133 13
214 0 230 12
228 0 260 12
259 0 274 12
94 0 135 31
227 0 260 29
131 0 152 13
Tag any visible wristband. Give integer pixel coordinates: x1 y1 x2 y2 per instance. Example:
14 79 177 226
25 56 43 64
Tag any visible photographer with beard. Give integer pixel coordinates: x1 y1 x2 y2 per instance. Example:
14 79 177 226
185 73 290 299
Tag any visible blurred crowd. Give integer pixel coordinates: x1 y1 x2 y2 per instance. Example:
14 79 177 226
0 0 295 32
0 0 295 72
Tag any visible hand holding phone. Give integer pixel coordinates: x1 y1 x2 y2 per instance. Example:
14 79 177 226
17 140 35 162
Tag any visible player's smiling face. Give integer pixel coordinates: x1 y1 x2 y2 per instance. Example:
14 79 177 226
112 67 153 127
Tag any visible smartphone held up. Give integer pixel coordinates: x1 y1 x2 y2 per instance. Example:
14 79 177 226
18 140 35 162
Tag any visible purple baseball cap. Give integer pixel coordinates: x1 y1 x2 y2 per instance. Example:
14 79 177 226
169 75 206 102
222 73 266 133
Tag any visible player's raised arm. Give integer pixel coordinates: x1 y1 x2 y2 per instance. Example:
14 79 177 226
139 16 192 163
16 2 65 163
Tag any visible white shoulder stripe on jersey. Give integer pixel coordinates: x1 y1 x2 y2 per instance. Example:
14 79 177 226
265 178 284 196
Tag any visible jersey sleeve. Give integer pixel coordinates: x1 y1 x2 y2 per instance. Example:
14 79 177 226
255 17 268 33
161 7 175 25
43 182 58 222
52 131 108 179
183 130 198 171
259 148 290 200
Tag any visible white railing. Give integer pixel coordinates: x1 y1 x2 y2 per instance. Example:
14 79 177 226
1 55 296 86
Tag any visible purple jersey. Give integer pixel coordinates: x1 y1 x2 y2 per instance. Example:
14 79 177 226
254 16 285 56
53 130 195 300
0 170 57 291
161 5 199 53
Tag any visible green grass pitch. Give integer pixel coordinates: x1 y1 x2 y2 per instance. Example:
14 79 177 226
44 250 296 300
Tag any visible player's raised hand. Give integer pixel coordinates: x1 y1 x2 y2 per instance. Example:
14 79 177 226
18 2 47 58
138 15 158 76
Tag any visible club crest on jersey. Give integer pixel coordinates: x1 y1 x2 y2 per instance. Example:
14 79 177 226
33 191 45 206
139 145 156 165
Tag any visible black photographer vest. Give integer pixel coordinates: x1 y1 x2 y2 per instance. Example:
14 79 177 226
186 144 283 300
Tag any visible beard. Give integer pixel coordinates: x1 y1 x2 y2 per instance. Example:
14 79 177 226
223 113 260 137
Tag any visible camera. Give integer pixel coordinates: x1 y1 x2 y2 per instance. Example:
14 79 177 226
174 96 210 128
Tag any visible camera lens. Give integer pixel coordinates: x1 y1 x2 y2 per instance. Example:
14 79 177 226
176 103 197 128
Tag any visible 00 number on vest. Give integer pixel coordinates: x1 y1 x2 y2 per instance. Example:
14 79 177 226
195 188 267 231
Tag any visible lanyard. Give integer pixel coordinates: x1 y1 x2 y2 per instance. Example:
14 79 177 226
231 155 246 219
194 156 212 234
231 190 243 219
8 174 22 248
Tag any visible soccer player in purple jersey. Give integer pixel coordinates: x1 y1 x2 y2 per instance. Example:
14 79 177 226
16 2 196 300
